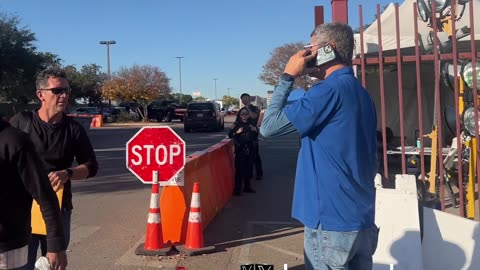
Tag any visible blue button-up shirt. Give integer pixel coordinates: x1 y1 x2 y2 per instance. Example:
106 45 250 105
261 67 378 231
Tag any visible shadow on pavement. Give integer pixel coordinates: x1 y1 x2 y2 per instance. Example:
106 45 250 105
197 134 304 264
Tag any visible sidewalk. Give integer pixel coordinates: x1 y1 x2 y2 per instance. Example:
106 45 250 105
174 133 304 270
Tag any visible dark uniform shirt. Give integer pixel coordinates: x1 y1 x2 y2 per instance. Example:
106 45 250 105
10 111 98 210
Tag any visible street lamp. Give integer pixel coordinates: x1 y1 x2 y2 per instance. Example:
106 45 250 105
213 78 218 101
99 41 116 79
176 56 184 104
227 87 231 97
99 40 116 109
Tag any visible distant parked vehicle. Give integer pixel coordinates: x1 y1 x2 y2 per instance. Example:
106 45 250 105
70 107 113 123
184 101 224 132
71 107 100 115
147 100 176 122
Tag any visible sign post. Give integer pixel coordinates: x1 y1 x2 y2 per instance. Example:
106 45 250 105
126 126 186 185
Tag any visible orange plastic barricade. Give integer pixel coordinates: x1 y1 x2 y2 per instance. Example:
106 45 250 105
160 139 235 245
160 185 187 245
207 142 233 206
190 151 218 228
90 114 103 127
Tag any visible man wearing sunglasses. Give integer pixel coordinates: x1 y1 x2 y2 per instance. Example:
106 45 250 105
10 66 98 269
260 23 379 270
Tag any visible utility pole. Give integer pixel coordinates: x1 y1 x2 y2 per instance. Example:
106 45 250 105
227 87 231 97
213 78 218 101
176 56 184 104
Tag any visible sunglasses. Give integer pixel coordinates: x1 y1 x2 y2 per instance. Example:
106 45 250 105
39 87 71 95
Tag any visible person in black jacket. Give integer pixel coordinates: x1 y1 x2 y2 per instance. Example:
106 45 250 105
10 66 98 269
0 120 67 270
228 107 258 196
240 93 264 180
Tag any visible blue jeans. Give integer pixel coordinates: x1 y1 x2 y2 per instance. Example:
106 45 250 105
304 224 379 270
26 209 72 270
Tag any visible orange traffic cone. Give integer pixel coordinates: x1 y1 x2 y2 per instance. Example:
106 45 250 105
176 182 215 255
135 171 172 256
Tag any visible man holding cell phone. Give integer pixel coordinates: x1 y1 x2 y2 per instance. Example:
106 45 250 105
260 22 379 270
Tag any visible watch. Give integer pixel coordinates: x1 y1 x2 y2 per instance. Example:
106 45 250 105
65 168 73 180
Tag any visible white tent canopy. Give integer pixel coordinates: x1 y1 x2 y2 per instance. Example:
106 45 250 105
354 0 480 55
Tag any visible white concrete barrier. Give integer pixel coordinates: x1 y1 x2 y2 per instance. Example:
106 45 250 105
372 174 480 270
422 207 480 270
373 174 423 270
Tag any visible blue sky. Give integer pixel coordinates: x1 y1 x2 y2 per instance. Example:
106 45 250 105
1 0 391 99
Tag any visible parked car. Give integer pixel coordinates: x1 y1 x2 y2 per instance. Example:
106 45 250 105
147 100 176 122
184 101 224 132
71 107 100 115
70 106 112 122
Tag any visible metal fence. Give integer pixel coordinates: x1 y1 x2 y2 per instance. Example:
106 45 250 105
352 0 479 219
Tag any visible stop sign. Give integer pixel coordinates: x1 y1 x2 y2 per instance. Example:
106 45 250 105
126 126 185 184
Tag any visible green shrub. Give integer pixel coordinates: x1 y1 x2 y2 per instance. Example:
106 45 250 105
116 111 134 122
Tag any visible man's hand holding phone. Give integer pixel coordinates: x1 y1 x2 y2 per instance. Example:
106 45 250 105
284 49 318 78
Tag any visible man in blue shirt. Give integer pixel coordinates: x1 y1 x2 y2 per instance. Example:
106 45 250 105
260 22 379 270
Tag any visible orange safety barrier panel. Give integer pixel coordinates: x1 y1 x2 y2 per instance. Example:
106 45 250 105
160 185 187 245
160 140 235 245
191 151 219 228
90 114 103 127
207 141 234 206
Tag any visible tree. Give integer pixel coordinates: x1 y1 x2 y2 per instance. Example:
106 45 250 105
193 96 207 101
0 13 61 102
172 93 193 106
65 64 107 105
259 42 314 90
102 64 171 120
182 94 193 104
221 95 238 109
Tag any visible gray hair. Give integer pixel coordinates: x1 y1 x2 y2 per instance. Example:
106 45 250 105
311 22 354 66
36 66 67 89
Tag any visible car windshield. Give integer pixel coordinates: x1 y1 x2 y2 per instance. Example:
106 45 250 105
188 103 212 111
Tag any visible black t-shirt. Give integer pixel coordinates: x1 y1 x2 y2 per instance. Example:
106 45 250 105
10 111 98 210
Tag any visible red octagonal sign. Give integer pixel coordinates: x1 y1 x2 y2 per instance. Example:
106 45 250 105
126 126 185 184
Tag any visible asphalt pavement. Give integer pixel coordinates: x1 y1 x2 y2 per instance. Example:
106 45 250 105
66 118 305 270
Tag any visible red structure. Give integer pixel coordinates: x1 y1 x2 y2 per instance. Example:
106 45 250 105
331 0 348 24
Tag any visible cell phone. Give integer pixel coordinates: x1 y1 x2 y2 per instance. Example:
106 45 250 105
306 44 337 68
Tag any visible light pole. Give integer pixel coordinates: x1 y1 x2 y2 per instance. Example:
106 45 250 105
99 40 116 108
213 78 218 101
99 41 116 79
227 87 231 97
175 56 184 104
